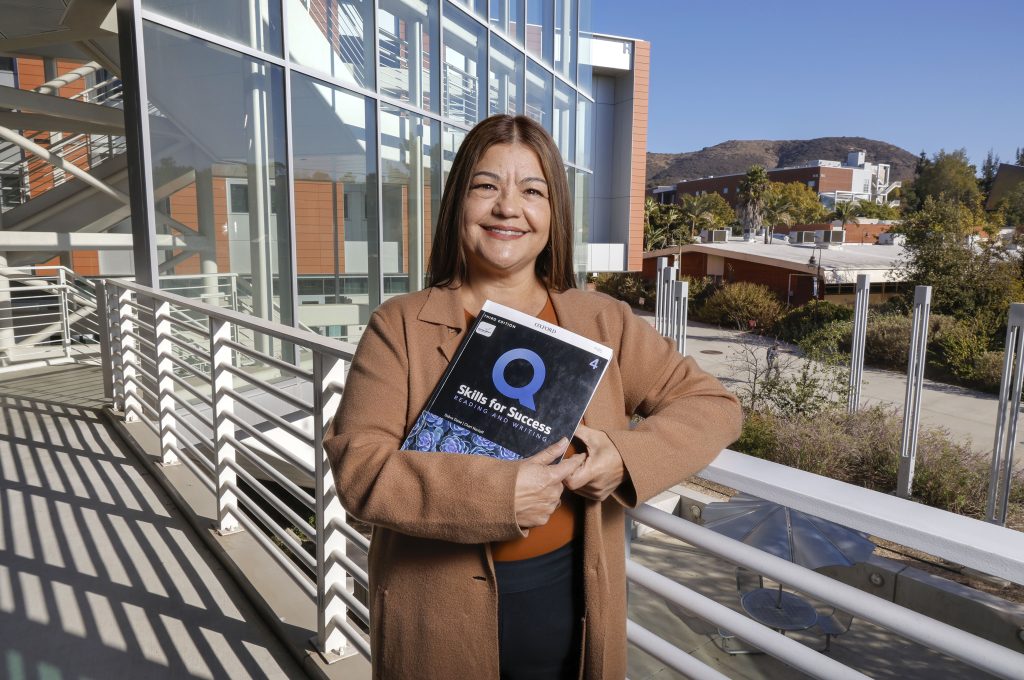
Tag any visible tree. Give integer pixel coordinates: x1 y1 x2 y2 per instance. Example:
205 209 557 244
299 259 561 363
738 166 772 243
1017 147 1024 166
857 201 901 220
678 192 735 240
980 149 999 197
904 149 982 210
643 198 673 250
829 200 862 227
896 196 1023 331
763 182 828 233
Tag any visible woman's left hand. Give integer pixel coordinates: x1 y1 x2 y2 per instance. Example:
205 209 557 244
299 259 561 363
563 424 627 501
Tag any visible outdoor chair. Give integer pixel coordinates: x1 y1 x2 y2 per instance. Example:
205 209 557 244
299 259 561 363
815 607 854 652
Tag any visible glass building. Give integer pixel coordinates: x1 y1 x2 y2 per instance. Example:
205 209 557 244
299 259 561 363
119 0 612 344
0 1 648 349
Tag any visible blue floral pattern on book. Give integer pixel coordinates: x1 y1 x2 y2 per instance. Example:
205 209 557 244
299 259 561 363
402 411 521 460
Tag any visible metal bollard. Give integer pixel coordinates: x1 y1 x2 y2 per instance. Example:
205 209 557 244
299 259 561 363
897 285 931 499
656 257 668 334
986 303 1024 525
847 274 870 413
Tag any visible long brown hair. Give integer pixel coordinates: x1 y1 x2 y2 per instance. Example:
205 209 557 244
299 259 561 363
427 115 576 291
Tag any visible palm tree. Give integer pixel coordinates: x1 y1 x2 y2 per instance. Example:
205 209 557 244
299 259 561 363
829 200 862 229
762 189 796 243
643 198 672 251
678 193 719 240
738 166 771 243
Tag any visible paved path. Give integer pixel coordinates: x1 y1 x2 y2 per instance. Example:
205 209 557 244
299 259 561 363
640 311 1011 456
0 364 305 679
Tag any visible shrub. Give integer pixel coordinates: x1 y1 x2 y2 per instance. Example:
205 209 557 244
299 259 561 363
860 313 956 371
774 301 854 344
731 406 1022 520
592 272 654 310
797 319 852 360
702 282 784 331
970 351 1005 392
931 319 990 381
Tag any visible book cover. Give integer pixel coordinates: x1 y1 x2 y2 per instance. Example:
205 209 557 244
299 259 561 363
401 300 613 460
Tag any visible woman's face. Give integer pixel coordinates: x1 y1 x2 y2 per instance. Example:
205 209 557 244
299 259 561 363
460 142 551 281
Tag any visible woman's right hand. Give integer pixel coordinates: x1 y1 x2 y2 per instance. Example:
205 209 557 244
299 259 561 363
513 439 583 530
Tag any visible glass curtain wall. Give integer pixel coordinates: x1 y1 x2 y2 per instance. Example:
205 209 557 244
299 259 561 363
131 0 595 345
142 21 293 347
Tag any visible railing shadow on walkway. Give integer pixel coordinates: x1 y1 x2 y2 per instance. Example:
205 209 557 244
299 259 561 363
0 369 303 679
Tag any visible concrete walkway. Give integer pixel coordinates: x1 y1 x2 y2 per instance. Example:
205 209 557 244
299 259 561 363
646 313 1010 457
0 364 305 679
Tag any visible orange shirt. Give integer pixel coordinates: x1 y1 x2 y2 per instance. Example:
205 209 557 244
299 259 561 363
463 298 581 562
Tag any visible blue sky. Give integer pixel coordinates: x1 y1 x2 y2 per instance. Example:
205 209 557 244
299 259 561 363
590 0 1024 170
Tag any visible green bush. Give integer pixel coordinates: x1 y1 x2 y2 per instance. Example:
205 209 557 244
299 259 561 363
969 351 1005 392
797 319 852 360
931 319 990 381
860 313 956 371
702 282 784 331
774 301 854 344
592 272 655 310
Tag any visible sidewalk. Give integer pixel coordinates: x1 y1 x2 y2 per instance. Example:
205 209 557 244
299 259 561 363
638 310 1009 457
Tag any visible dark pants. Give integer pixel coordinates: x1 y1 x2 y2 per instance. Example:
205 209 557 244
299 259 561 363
495 542 583 680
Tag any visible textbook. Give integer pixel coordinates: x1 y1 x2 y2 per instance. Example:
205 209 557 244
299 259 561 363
401 300 613 460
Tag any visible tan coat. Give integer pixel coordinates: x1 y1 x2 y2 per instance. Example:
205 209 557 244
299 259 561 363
325 286 742 679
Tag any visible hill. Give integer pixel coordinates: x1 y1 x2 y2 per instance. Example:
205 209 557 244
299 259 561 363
647 137 918 188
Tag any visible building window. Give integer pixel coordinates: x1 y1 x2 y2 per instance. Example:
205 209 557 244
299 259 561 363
442 5 487 126
808 180 816 188
490 0 525 45
526 58 552 131
378 0 439 112
287 0 376 91
722 187 728 194
553 80 575 162
489 33 523 116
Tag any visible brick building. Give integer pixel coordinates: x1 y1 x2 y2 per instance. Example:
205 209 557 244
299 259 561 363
643 237 905 307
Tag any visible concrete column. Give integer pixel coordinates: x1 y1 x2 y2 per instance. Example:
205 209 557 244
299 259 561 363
195 167 219 303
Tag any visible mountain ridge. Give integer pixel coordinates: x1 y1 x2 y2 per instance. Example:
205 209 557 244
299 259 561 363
646 137 918 188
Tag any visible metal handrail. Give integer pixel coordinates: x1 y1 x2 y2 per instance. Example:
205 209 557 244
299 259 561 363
628 502 1024 679
92 274 1024 676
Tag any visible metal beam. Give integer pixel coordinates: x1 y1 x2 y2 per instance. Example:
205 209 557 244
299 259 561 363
0 28 108 54
0 231 199 251
0 112 124 136
0 85 124 128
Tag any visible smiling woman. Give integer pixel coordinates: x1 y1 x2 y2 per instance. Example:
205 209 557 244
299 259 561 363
325 114 743 680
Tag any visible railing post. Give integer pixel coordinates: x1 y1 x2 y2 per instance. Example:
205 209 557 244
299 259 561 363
987 303 1024 525
209 317 240 533
154 298 180 466
654 256 667 334
117 287 140 422
673 278 689 355
657 259 671 335
58 267 72 358
95 279 114 401
897 285 931 498
847 274 870 413
313 351 351 660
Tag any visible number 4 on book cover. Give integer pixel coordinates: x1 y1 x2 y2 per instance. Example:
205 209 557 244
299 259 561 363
402 300 613 460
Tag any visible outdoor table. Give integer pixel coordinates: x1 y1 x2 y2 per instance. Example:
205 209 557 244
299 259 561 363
740 587 818 633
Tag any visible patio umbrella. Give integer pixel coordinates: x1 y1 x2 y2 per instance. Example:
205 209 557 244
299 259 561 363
701 493 875 571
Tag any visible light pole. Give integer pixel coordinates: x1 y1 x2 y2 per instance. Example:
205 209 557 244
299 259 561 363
807 246 824 300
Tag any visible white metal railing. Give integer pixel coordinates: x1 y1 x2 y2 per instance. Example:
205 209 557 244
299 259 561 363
97 276 367 661
0 265 101 367
443 62 479 126
90 275 1024 676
